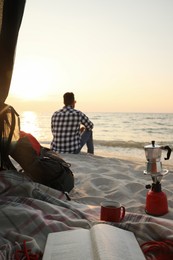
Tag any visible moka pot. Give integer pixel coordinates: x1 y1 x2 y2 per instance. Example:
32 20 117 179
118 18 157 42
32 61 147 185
144 140 171 178
143 141 172 216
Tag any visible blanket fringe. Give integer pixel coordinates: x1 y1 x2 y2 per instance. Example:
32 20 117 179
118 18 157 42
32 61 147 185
14 240 42 260
141 240 173 260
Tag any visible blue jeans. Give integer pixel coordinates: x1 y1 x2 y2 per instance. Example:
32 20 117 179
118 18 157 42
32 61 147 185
75 130 94 154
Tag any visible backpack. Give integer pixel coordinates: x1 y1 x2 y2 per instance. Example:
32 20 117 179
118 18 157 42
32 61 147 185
0 104 74 197
9 134 74 196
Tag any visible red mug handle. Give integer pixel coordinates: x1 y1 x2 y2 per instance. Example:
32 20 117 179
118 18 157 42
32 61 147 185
120 206 125 220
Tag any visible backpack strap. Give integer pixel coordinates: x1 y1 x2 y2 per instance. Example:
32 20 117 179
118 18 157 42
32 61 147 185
0 104 20 170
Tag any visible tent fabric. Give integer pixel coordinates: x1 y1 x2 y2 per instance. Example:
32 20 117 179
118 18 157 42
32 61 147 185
0 0 26 103
0 0 26 170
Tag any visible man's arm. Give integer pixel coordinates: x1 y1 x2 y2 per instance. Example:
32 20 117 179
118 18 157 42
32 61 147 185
81 113 94 130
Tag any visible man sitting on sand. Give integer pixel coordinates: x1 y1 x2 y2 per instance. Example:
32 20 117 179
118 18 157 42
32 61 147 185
51 92 94 154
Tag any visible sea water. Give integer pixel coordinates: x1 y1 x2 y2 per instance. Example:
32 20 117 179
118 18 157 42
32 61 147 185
20 111 173 166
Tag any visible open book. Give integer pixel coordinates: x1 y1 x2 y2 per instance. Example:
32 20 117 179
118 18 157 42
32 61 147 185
42 224 145 260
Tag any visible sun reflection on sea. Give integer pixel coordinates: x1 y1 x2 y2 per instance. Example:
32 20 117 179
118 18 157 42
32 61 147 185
20 111 41 140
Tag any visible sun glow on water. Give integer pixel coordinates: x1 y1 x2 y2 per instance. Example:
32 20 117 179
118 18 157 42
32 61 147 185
20 111 40 136
20 111 52 144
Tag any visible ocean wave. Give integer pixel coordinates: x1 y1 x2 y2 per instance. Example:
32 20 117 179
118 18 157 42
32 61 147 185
94 140 173 150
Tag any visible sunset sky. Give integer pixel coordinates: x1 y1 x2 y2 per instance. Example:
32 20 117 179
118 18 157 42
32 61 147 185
6 0 173 113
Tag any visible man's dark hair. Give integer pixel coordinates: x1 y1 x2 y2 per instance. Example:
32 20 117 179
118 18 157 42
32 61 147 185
63 92 75 106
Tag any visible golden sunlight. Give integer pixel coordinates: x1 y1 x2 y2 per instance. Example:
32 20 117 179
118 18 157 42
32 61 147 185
10 58 53 101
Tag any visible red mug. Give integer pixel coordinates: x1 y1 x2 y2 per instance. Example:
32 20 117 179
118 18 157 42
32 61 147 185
100 201 125 222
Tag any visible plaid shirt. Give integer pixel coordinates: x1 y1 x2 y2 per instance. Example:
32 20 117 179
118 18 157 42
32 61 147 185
51 106 94 153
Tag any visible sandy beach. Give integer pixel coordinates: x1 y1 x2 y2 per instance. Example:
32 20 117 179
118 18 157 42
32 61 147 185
1 152 173 258
62 152 173 220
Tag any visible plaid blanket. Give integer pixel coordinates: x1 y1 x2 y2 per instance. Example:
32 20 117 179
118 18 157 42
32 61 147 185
0 170 173 259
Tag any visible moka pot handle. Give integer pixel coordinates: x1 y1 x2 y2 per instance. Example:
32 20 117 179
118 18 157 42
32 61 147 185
162 145 172 160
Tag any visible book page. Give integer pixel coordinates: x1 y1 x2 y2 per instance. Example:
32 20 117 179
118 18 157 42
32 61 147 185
42 229 94 260
90 224 145 260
